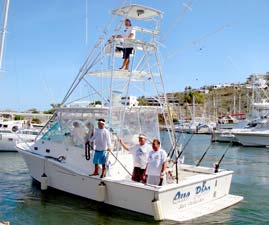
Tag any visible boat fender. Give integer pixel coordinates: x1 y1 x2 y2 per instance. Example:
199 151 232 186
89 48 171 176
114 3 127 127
96 182 106 202
152 199 164 221
40 173 48 191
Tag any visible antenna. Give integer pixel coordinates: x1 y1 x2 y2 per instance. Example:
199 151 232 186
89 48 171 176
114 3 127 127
85 0 88 46
0 0 10 70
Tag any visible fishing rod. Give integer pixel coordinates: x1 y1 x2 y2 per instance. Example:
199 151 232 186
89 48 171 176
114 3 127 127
168 131 183 158
196 143 213 167
108 148 132 177
108 132 163 188
214 142 232 173
109 150 161 188
169 132 193 184
168 132 184 184
173 133 194 165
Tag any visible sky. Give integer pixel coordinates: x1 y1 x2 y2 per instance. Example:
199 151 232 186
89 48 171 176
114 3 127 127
0 0 269 111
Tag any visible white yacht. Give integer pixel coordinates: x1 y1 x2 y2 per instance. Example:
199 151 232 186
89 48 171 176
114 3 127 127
211 120 249 143
213 98 269 145
17 4 242 222
0 120 26 132
232 100 269 146
0 120 42 152
232 117 269 146
0 128 39 151
216 114 245 130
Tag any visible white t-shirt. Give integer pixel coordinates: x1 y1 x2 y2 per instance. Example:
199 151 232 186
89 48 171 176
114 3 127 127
89 128 111 151
129 143 151 169
146 149 167 176
121 26 136 39
72 126 86 145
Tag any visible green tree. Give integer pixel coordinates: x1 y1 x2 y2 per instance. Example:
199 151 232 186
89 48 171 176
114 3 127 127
90 100 102 106
183 91 204 104
43 103 61 114
27 108 39 114
137 96 148 106
14 115 24 120
31 118 41 124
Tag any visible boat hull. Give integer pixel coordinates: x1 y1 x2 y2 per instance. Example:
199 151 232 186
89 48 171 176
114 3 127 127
18 148 243 222
0 134 18 151
211 130 238 143
234 132 269 146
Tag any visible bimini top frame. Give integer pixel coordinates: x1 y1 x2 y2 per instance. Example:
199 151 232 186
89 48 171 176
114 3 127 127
112 4 163 20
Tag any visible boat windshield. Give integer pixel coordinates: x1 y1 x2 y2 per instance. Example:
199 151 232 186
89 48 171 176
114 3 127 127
41 107 160 148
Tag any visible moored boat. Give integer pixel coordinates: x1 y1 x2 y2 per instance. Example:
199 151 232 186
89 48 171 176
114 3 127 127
0 120 41 152
17 3 242 222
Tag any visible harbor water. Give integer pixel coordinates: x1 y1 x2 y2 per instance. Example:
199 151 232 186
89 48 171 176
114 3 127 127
0 133 268 225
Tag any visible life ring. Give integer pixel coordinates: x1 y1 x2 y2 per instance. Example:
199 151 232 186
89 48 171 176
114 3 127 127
11 126 19 132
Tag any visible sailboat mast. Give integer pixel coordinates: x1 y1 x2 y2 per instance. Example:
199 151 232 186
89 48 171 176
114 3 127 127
0 0 10 70
192 94 195 123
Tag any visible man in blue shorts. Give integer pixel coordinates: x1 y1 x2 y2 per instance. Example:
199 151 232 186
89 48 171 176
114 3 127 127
88 118 111 178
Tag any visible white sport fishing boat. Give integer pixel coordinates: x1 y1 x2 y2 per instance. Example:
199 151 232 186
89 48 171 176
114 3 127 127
213 99 269 145
0 120 40 152
0 128 40 151
232 117 269 147
17 4 242 222
233 101 269 146
211 120 249 143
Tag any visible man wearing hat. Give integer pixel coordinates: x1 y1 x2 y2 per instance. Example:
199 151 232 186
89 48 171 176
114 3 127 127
119 134 151 182
88 118 111 178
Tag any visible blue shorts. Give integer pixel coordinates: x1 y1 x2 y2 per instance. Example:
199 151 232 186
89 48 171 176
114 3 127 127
93 151 107 165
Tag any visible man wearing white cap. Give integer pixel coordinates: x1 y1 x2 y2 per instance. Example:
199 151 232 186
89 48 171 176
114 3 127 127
88 118 111 178
119 134 151 182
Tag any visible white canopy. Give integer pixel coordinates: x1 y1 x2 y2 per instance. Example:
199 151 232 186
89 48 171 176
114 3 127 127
112 4 163 20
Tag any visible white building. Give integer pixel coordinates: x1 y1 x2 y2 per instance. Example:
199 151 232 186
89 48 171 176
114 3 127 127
121 96 138 106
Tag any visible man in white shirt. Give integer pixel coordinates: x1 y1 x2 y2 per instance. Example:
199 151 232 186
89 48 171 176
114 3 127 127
146 139 167 186
116 18 136 70
88 118 111 178
119 134 151 182
72 121 86 147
